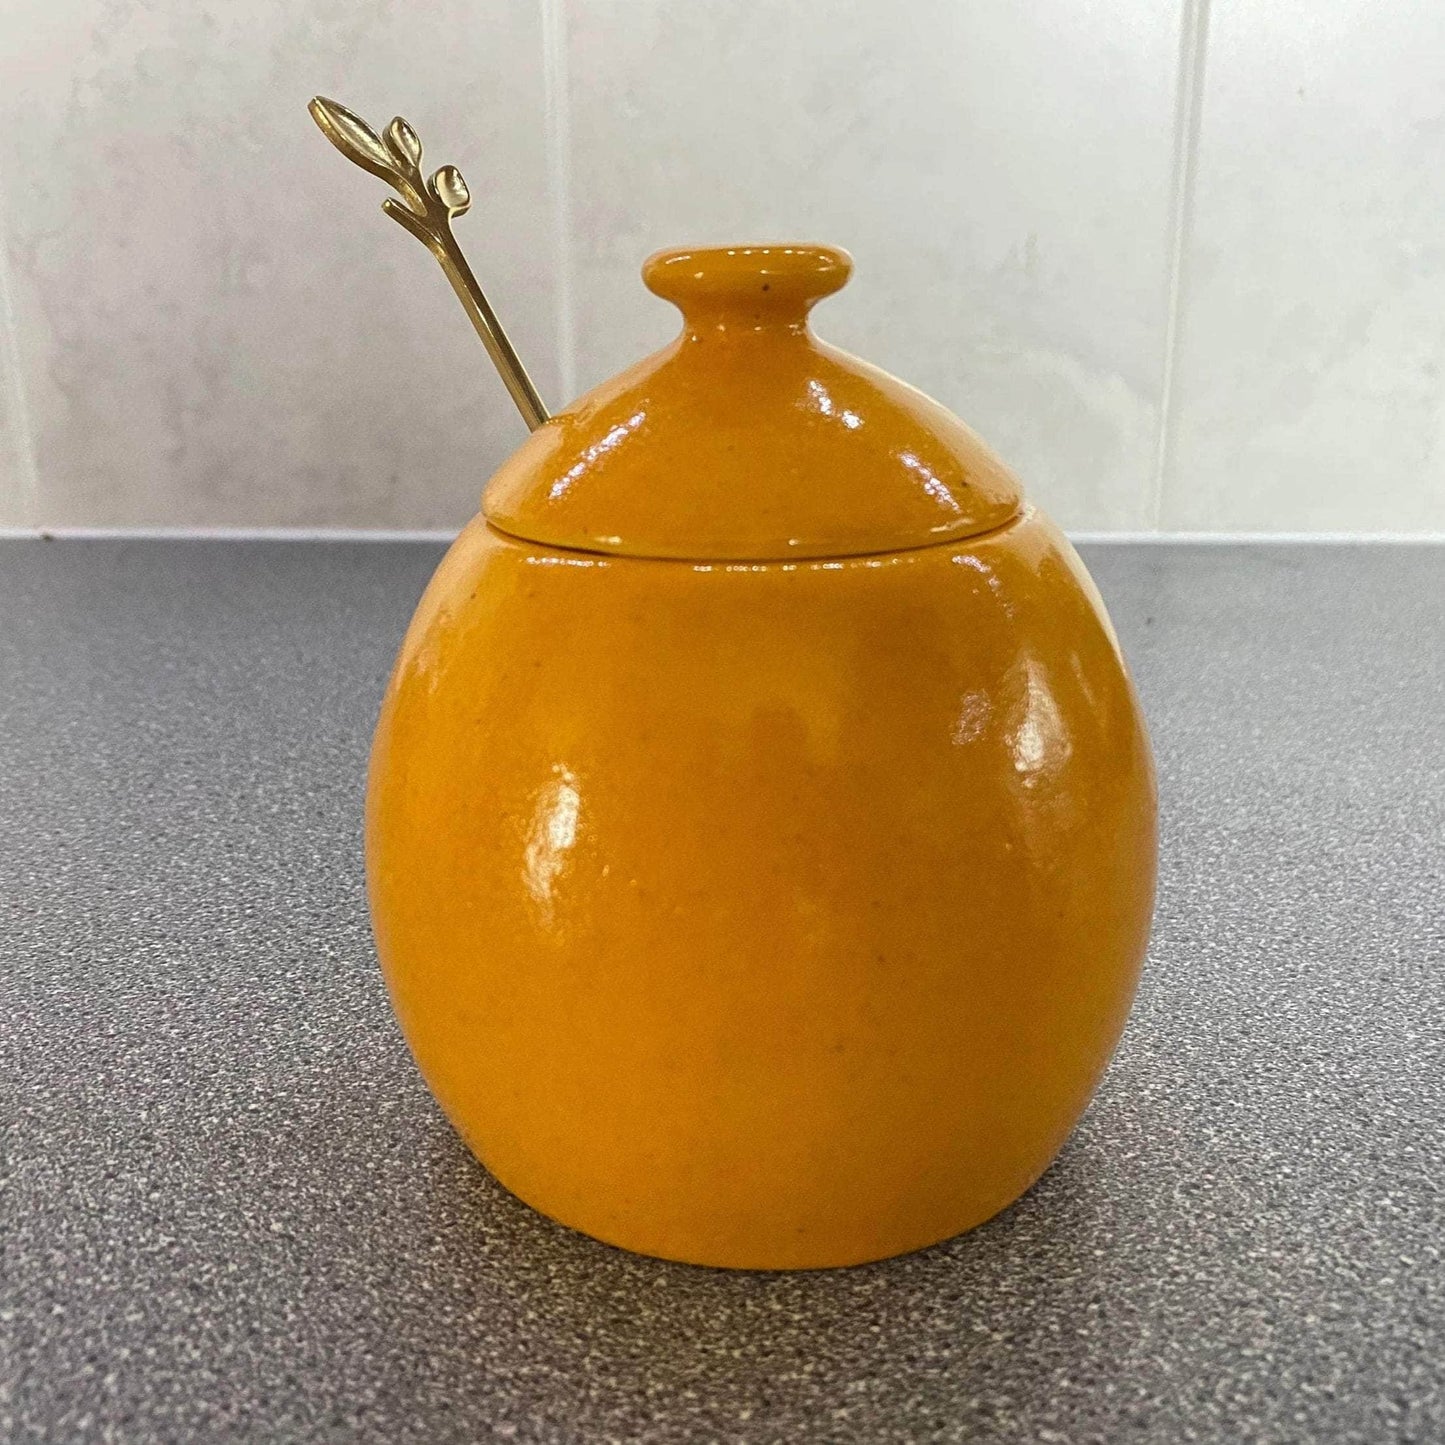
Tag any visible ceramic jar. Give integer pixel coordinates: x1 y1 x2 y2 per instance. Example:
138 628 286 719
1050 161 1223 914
367 244 1157 1269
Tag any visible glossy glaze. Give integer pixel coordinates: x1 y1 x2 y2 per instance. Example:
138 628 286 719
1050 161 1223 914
484 245 1021 560
367 245 1157 1269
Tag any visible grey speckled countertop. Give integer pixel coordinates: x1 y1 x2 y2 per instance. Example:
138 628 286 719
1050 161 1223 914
3 539 1443 1444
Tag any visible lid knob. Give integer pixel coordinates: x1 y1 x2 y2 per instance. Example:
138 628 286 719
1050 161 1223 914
643 244 853 330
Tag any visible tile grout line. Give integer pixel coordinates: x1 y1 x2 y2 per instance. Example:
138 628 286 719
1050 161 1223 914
541 0 579 405
0 156 41 528
1148 0 1212 531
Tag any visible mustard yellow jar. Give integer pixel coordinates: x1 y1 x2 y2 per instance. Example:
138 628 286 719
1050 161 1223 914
367 245 1157 1270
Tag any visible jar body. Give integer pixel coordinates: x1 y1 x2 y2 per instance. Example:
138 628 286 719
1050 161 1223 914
367 508 1156 1269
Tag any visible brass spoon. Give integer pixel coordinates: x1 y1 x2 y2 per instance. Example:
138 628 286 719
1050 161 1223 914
308 96 550 432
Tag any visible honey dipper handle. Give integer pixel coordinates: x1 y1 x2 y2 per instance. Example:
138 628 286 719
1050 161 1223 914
308 96 550 432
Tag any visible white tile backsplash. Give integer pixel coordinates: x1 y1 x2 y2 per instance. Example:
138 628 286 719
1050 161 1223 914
0 0 1440 532
0 0 558 528
564 0 1182 532
1162 1 1445 531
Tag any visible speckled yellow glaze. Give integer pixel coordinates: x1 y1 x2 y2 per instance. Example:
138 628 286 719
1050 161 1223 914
367 245 1157 1269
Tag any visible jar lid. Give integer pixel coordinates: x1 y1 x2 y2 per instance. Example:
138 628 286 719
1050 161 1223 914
483 244 1023 561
